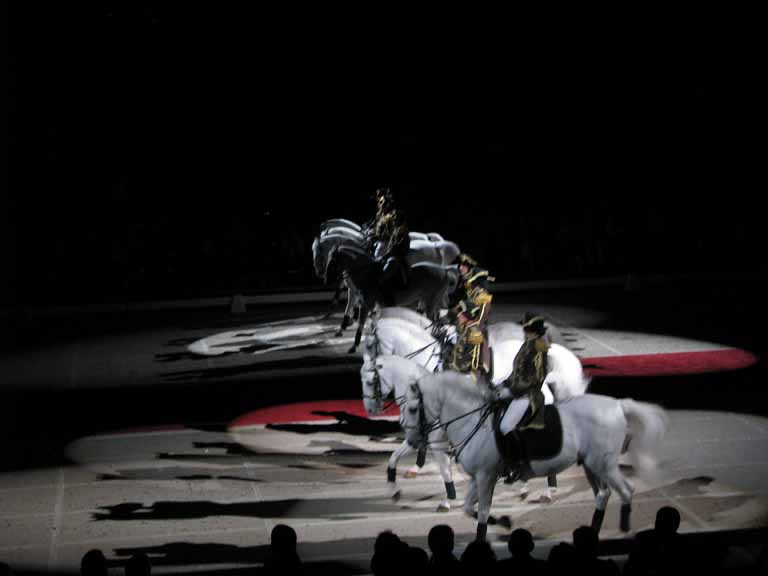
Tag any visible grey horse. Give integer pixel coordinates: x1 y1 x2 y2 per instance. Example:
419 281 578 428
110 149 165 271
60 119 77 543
401 370 668 540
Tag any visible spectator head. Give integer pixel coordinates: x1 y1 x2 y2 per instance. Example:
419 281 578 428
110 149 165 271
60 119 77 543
572 525 599 558
460 539 496 568
80 549 107 576
270 524 298 555
0 562 11 576
428 524 455 556
548 542 577 567
125 553 151 576
655 506 681 535
371 531 405 575
508 528 535 558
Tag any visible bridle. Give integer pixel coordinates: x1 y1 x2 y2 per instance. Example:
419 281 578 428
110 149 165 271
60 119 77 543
406 379 495 465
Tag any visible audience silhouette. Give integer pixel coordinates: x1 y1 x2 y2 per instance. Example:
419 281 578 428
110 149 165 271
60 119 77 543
496 528 546 575
263 524 302 575
625 505 683 575
80 549 107 576
427 524 461 575
547 541 577 572
572 525 619 575
460 539 496 570
8 505 763 575
371 530 407 576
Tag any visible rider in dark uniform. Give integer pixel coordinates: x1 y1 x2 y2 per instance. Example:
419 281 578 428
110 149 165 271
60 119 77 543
504 312 550 430
448 254 494 382
370 188 409 300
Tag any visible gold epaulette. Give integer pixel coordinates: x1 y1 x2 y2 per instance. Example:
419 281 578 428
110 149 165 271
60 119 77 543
466 270 489 285
475 291 492 305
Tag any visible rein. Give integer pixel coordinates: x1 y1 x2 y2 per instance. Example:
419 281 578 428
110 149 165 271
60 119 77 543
411 380 495 465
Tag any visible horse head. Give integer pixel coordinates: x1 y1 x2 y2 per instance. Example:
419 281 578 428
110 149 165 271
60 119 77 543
360 358 389 416
311 237 325 280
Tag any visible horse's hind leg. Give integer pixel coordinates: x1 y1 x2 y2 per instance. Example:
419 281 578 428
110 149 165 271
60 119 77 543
606 466 634 532
585 466 611 533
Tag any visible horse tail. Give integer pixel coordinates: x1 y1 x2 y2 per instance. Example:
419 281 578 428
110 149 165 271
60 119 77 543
620 399 669 477
547 344 591 400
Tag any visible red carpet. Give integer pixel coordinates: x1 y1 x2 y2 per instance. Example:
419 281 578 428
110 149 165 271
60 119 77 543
230 349 758 427
229 399 400 428
582 348 758 377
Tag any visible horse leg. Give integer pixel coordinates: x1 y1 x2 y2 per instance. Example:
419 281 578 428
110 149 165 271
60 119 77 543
336 289 353 337
463 477 479 519
541 473 558 503
605 466 635 532
475 471 499 541
386 441 414 501
349 304 368 353
585 465 611 533
431 448 455 512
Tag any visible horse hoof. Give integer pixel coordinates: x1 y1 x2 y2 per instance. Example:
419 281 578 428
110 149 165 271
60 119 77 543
535 493 553 504
498 515 512 529
391 490 401 502
347 346 357 354
436 502 451 513
335 330 344 337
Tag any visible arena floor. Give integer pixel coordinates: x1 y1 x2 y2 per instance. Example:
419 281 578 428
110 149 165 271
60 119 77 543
1 295 766 574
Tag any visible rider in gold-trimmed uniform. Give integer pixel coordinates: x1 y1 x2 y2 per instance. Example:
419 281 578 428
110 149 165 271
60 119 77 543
370 188 409 301
504 312 550 430
448 254 494 382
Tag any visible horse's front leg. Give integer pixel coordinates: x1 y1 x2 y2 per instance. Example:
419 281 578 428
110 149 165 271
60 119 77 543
429 433 455 511
348 304 368 353
474 471 498 541
463 476 478 519
336 286 353 337
387 441 415 501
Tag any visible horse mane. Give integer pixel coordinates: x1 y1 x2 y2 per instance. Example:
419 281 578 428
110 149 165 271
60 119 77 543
332 243 374 265
377 317 433 343
422 370 490 408
376 355 430 395
379 307 433 329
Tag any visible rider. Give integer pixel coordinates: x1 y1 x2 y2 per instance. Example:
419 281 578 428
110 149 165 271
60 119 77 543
503 312 550 430
447 254 494 382
370 188 410 299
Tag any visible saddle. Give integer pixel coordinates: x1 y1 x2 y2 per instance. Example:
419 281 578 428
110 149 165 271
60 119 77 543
493 403 563 465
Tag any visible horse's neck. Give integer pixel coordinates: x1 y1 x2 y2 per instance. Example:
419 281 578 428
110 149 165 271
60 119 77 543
381 321 439 368
428 375 491 453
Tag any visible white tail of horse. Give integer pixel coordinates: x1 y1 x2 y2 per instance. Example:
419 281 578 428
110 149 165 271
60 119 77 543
620 399 669 477
542 343 591 401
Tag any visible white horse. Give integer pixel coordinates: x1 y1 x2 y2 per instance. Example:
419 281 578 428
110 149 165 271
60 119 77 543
363 316 590 401
362 314 588 499
401 370 668 540
360 355 457 511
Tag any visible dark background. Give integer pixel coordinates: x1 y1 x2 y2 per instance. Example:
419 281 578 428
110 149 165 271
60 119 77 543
4 4 763 309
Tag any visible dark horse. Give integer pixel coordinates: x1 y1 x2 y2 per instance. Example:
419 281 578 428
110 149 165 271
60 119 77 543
327 244 459 352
